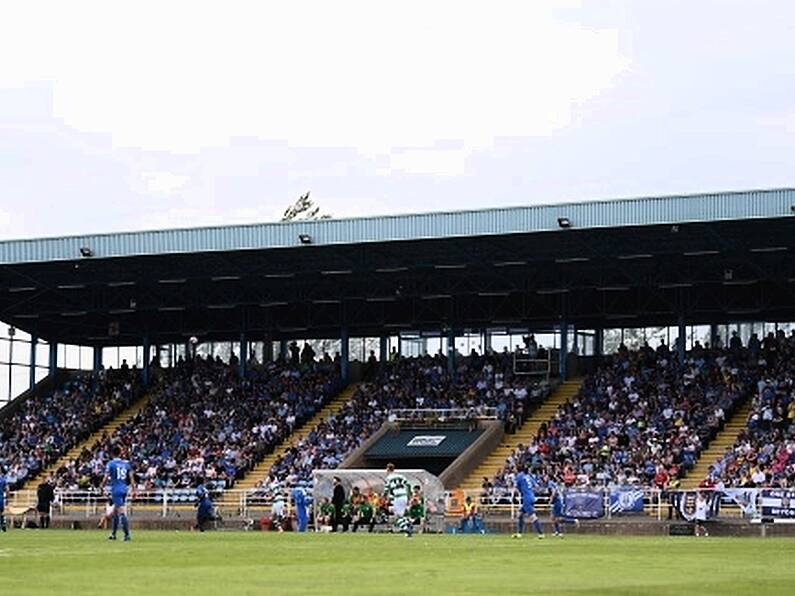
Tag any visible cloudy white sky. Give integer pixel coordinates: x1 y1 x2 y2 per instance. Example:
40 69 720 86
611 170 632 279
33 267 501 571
1 0 794 239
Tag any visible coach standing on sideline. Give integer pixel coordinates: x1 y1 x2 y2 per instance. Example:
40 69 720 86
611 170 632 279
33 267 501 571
332 476 346 532
37 477 55 529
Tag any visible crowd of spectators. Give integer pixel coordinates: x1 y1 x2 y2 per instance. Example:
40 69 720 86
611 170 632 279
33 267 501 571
0 370 137 489
703 329 795 488
484 340 760 501
53 356 340 492
258 349 550 496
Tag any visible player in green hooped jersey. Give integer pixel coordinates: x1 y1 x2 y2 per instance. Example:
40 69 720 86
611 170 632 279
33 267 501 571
384 463 413 537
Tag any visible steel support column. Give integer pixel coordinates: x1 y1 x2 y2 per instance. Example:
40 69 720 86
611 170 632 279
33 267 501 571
239 332 248 378
93 346 102 372
483 328 492 354
559 321 569 380
279 340 288 362
29 334 37 390
263 335 274 363
341 328 350 383
48 341 57 377
447 328 455 374
677 316 686 363
594 328 603 357
143 338 151 387
379 336 387 370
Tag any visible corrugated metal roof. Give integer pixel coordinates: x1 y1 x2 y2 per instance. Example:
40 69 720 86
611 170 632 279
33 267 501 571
1 187 793 265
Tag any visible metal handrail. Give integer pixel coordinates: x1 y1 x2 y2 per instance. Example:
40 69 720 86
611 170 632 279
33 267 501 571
389 407 499 421
5 485 782 521
451 486 772 521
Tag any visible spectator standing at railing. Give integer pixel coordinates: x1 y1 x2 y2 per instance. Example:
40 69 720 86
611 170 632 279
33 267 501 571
523 335 538 358
289 342 300 365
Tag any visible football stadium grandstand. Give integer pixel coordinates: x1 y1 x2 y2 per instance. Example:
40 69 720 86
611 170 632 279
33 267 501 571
2 187 795 542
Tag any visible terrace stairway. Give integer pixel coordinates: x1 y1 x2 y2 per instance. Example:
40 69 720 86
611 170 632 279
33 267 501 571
216 383 359 512
680 397 754 489
38 391 154 483
456 378 583 491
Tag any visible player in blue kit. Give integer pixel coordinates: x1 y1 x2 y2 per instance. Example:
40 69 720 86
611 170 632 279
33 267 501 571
103 445 135 541
195 479 215 532
0 467 8 532
292 486 308 532
512 466 544 539
549 479 579 537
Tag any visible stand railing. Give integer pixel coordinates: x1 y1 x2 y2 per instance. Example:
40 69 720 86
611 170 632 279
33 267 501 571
6 485 789 525
513 351 553 379
389 407 499 422
449 486 777 522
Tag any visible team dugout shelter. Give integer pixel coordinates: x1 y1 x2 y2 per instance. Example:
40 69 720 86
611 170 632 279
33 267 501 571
2 187 795 400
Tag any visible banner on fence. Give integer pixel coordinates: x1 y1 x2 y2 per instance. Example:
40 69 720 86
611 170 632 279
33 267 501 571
722 488 758 516
563 490 604 519
609 488 645 514
670 491 721 521
760 489 795 519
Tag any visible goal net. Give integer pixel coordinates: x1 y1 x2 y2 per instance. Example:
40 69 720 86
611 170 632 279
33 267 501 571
312 469 446 533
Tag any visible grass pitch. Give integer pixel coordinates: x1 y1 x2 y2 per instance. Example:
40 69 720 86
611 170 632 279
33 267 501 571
1 530 793 595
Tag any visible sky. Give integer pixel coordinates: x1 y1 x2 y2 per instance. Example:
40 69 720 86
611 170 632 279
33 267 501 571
1 0 795 240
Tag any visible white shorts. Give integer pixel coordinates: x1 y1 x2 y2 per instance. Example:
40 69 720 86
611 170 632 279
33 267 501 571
392 496 408 517
105 504 115 517
271 501 285 518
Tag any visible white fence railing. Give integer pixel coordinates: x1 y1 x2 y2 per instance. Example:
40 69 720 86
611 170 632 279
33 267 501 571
389 407 499 422
6 489 281 519
5 486 783 523
450 486 774 522
513 352 554 378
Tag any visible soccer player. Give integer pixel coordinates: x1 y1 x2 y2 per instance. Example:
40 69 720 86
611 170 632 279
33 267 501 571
292 486 308 532
694 492 709 537
384 463 412 536
0 466 7 532
513 466 544 539
195 479 214 532
549 480 579 537
270 492 287 532
103 444 135 541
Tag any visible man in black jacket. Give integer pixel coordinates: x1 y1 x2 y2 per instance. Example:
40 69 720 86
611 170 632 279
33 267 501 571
37 478 55 529
331 476 346 532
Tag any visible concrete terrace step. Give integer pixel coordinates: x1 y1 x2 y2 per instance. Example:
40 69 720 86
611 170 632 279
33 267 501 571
456 378 583 490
